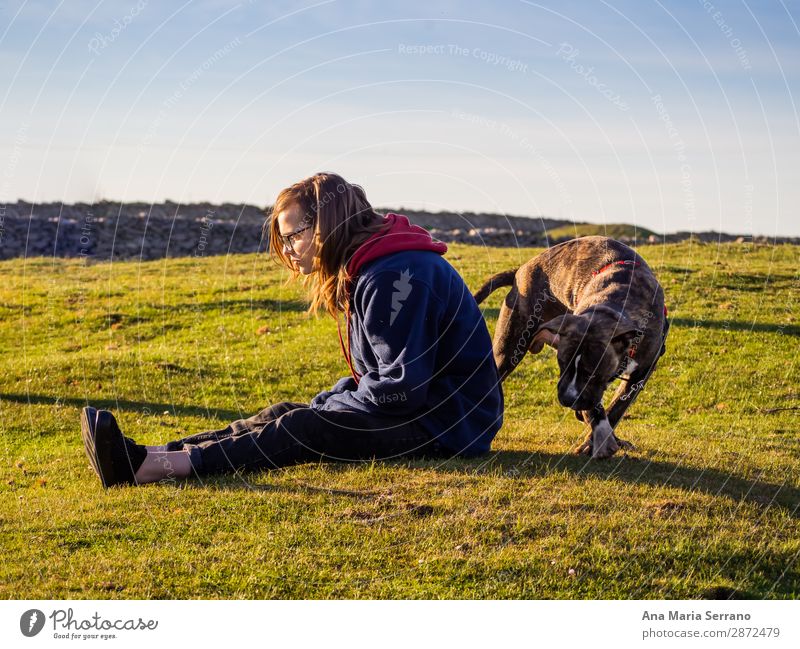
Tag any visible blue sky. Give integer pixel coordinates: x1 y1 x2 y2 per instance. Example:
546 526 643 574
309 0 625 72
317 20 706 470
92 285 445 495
1 0 798 235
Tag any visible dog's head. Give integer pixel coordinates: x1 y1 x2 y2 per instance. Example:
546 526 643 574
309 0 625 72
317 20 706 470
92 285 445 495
536 306 638 410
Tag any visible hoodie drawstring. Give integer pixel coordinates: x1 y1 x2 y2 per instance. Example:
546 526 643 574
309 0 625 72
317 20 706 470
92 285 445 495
336 309 361 385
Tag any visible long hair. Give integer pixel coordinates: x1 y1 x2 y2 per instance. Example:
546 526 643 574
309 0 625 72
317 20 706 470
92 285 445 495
266 172 388 317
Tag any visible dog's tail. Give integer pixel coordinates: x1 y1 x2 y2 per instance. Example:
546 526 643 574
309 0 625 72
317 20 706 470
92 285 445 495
472 268 518 305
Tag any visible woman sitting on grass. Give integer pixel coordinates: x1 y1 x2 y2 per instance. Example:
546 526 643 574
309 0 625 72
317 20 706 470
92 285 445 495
80 172 504 487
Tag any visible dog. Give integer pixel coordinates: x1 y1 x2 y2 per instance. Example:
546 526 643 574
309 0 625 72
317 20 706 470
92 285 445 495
473 236 669 459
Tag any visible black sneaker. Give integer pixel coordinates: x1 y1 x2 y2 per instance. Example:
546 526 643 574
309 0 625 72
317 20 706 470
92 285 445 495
80 407 147 488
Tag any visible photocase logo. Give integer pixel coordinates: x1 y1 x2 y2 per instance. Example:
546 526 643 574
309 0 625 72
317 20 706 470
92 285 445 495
390 269 413 325
20 609 45 637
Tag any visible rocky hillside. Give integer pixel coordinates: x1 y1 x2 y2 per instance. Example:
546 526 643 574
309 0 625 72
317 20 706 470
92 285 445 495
0 201 794 260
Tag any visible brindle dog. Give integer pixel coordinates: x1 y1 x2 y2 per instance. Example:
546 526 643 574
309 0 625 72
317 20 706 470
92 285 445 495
473 236 669 459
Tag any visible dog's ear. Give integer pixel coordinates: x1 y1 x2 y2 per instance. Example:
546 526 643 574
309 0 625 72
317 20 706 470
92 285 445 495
529 337 545 354
538 314 568 335
529 329 560 354
530 315 570 353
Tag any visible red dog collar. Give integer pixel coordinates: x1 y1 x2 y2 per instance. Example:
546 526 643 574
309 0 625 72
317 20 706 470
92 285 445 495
592 259 641 276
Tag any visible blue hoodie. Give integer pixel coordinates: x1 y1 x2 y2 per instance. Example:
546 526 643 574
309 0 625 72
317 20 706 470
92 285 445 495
309 213 504 457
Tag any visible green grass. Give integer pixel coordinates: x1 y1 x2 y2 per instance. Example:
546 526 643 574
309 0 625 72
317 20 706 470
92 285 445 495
544 222 657 240
1 241 798 599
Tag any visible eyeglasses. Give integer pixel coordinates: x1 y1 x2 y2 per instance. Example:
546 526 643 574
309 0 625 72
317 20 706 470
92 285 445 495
279 224 313 253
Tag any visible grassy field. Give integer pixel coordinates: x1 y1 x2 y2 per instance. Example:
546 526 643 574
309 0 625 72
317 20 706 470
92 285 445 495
1 241 798 599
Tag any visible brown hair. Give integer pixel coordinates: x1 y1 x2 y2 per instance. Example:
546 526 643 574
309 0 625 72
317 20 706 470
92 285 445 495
266 172 388 317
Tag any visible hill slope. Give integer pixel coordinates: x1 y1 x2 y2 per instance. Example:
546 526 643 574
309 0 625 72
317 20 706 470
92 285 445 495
1 241 798 598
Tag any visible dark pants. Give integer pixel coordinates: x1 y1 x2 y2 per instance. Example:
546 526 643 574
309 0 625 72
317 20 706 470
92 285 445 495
165 402 446 475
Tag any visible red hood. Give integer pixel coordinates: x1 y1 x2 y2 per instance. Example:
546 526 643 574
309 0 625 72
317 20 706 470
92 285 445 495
346 212 447 277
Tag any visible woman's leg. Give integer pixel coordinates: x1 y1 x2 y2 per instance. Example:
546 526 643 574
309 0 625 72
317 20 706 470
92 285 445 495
162 402 307 450
134 402 308 484
183 405 444 476
134 449 193 483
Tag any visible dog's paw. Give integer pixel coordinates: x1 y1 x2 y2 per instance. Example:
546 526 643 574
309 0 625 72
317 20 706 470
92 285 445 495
614 436 637 452
591 420 619 460
574 440 591 455
592 440 619 460
573 430 593 456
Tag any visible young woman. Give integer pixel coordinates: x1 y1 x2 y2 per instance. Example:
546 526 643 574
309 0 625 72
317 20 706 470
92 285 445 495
80 172 504 487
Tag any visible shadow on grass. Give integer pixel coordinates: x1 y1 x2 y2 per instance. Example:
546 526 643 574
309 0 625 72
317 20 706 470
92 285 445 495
714 272 797 291
0 392 245 421
79 300 307 329
198 475 385 500
173 298 307 313
670 317 799 336
6 392 797 517
420 450 800 517
179 447 800 520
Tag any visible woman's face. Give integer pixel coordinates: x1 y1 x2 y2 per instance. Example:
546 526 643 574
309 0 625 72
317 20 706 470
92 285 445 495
276 202 317 275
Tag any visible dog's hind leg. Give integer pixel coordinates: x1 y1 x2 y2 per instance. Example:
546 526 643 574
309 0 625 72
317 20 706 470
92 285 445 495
574 411 593 455
492 287 540 382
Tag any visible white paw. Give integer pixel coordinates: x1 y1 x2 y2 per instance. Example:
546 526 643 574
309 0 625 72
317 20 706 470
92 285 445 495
591 419 619 459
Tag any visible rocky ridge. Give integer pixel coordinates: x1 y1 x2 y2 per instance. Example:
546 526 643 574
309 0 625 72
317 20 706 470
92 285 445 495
0 201 794 260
